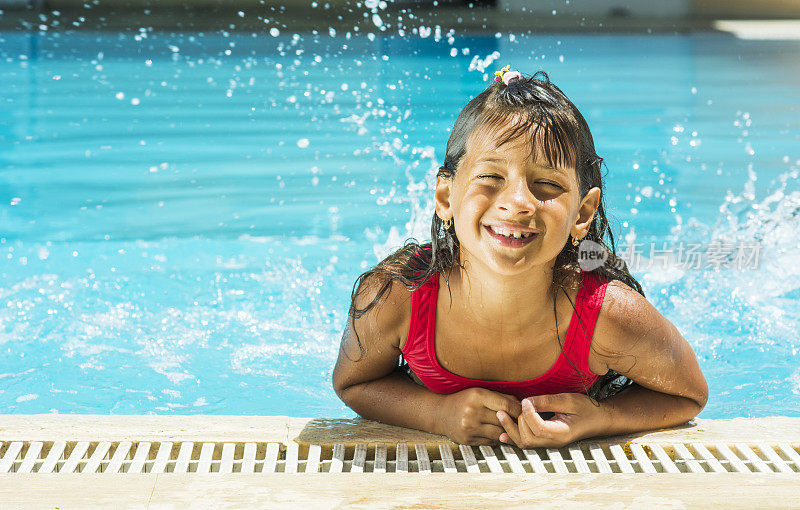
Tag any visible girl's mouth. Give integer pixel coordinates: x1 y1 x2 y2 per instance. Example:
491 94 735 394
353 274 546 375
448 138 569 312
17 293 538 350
484 225 538 248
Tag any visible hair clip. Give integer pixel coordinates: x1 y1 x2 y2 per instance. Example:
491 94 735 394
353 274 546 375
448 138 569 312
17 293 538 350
494 65 521 85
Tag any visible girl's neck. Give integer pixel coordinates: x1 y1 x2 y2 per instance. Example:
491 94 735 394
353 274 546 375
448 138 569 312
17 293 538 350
444 260 577 336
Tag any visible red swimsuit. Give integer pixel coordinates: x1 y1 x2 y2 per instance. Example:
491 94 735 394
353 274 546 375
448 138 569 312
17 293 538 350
401 270 607 400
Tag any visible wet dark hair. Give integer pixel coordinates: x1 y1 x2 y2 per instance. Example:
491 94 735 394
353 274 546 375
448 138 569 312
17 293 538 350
346 70 644 403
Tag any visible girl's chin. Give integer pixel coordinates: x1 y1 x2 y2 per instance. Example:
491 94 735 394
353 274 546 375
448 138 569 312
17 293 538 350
468 246 546 273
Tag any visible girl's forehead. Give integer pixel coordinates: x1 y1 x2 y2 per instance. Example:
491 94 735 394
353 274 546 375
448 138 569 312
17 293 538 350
465 124 558 166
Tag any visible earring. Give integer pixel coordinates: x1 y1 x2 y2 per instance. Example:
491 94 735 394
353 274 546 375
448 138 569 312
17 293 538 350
572 236 581 247
443 217 452 229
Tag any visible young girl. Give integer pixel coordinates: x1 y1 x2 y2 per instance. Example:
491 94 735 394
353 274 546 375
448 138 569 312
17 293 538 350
332 68 708 448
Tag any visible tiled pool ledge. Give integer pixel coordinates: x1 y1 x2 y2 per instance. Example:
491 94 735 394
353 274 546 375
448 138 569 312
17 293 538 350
0 415 798 508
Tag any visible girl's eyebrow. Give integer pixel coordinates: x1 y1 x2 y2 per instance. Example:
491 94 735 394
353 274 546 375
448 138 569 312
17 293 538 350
474 157 564 173
474 157 506 164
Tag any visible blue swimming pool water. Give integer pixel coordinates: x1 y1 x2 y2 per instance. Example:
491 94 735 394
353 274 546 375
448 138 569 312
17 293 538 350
1 27 799 418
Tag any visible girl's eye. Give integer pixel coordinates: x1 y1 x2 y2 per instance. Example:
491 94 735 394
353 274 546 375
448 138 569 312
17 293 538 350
538 181 563 189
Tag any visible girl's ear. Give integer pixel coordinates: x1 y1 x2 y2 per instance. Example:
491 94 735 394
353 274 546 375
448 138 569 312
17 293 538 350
434 174 454 220
572 186 601 238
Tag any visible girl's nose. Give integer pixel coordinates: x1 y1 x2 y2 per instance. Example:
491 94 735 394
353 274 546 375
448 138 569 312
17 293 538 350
496 177 536 215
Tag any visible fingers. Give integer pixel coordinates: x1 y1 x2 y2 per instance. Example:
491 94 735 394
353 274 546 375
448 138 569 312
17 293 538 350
475 423 506 444
506 398 523 420
483 390 523 420
522 398 550 434
496 398 579 448
519 399 571 439
529 393 578 414
481 402 520 427
499 399 554 446
495 409 522 446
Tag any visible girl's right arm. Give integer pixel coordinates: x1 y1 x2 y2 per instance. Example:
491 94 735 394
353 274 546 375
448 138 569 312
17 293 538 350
331 277 447 435
331 277 523 445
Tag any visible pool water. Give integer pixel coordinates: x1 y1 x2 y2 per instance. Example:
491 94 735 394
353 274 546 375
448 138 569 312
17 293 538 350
1 28 799 418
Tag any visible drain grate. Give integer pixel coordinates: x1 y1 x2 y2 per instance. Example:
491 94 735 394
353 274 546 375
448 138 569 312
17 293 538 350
1 440 798 474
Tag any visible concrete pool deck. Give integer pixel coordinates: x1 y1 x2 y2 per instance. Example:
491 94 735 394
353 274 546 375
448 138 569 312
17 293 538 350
0 415 798 508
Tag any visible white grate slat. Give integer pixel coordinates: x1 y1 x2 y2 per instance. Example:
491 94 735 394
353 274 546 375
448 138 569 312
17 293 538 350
18 442 43 474
128 442 151 474
329 444 344 473
439 445 457 473
588 444 613 473
220 443 235 474
40 441 66 474
692 443 727 473
61 442 90 474
373 444 386 473
568 446 591 473
649 444 681 473
151 442 173 474
756 443 794 473
734 443 772 473
459 445 480 473
547 448 569 473
673 443 704 473
305 444 321 473
174 442 193 473
609 444 634 473
714 443 749 473
479 445 504 473
500 445 526 473
196 443 214 473
241 443 256 473
83 442 111 474
284 443 299 473
351 444 366 473
105 442 131 474
522 448 548 473
777 443 800 466
264 443 280 473
415 444 431 473
629 444 657 473
0 442 23 473
395 444 408 473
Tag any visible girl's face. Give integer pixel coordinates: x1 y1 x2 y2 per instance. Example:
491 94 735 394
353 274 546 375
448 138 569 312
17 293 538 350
435 123 601 276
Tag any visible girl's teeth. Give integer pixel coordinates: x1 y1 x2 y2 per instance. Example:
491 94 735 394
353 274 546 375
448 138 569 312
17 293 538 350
491 226 533 239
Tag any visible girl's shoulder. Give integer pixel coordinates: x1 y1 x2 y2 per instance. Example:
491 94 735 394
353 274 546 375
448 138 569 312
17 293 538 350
353 273 414 351
592 277 671 361
596 277 645 326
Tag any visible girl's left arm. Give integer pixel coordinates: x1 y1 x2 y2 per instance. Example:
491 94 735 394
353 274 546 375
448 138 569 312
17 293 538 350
497 280 709 448
587 279 709 437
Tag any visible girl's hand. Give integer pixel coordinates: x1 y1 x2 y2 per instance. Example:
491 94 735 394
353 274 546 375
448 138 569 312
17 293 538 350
495 393 608 449
438 387 523 446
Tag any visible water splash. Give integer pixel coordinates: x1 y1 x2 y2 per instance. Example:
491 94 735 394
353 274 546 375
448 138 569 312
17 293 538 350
645 164 800 356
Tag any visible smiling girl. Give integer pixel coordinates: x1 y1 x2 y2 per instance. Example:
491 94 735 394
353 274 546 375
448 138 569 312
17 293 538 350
332 69 708 448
